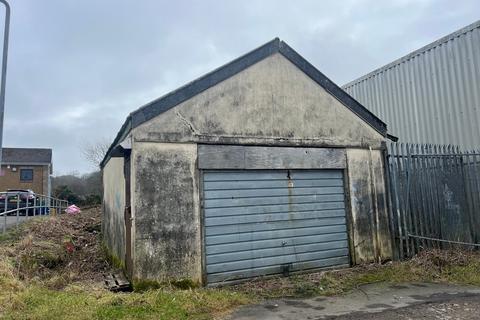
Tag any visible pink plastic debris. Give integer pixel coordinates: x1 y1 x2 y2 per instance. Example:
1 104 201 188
65 204 81 215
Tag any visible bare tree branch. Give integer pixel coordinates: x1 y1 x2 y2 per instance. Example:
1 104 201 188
81 138 111 168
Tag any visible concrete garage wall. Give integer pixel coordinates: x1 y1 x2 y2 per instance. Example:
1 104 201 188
132 53 384 148
346 149 392 262
131 142 201 283
128 143 393 282
119 51 392 282
102 157 126 264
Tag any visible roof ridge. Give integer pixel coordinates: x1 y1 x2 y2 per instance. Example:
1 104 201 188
130 38 281 125
101 38 387 168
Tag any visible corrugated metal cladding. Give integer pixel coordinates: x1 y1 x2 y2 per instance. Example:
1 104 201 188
342 20 480 150
203 170 350 284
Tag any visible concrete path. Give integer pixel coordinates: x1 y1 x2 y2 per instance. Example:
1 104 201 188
228 282 480 320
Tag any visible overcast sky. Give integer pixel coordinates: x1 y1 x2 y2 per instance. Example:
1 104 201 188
2 0 479 175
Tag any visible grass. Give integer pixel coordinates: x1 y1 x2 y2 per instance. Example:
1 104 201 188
0 208 252 320
1 207 480 319
6 251 476 320
2 286 250 320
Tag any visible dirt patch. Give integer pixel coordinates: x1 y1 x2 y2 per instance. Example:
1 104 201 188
0 207 112 289
411 248 475 269
230 249 480 299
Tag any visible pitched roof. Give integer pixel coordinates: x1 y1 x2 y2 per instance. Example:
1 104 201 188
2 147 52 164
101 38 387 167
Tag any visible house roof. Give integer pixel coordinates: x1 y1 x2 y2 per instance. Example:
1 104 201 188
2 147 52 165
101 38 387 168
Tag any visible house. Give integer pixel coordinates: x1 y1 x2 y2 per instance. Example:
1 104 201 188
0 147 53 196
343 20 480 149
101 39 393 286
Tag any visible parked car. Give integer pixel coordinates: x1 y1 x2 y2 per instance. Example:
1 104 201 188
0 189 44 216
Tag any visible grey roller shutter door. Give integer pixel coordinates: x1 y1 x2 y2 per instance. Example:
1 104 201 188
203 170 350 284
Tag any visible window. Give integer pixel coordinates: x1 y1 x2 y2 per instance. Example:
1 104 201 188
20 169 33 182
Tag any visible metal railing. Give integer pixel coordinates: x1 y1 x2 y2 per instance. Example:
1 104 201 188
386 142 480 259
0 191 69 233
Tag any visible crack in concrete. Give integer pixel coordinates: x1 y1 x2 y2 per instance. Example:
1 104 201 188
175 111 200 135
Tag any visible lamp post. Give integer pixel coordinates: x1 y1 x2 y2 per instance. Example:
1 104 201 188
0 0 9 166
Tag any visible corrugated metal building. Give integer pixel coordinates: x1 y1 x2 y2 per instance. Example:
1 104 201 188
343 20 480 149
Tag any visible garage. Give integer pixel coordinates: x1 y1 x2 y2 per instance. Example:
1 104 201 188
203 170 350 284
101 38 393 285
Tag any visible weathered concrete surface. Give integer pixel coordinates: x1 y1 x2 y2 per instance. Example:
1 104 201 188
346 149 391 263
228 282 480 320
132 53 384 148
131 142 201 283
370 149 391 261
102 157 126 264
108 51 393 282
198 145 346 169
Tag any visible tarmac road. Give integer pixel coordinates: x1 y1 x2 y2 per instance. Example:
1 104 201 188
228 282 480 320
327 294 480 319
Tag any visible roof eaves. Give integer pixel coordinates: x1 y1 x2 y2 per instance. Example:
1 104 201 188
2 161 51 165
100 115 132 168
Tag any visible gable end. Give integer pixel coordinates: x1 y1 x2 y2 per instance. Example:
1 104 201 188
101 39 386 168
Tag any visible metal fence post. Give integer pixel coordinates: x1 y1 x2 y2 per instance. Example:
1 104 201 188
472 150 480 243
3 194 6 233
15 193 19 227
462 149 474 243
0 0 10 165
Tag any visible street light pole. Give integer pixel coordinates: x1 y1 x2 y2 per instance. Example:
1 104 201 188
0 0 10 166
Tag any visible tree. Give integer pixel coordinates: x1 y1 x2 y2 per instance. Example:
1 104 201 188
52 171 103 206
54 185 80 204
53 138 112 206
81 138 111 168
